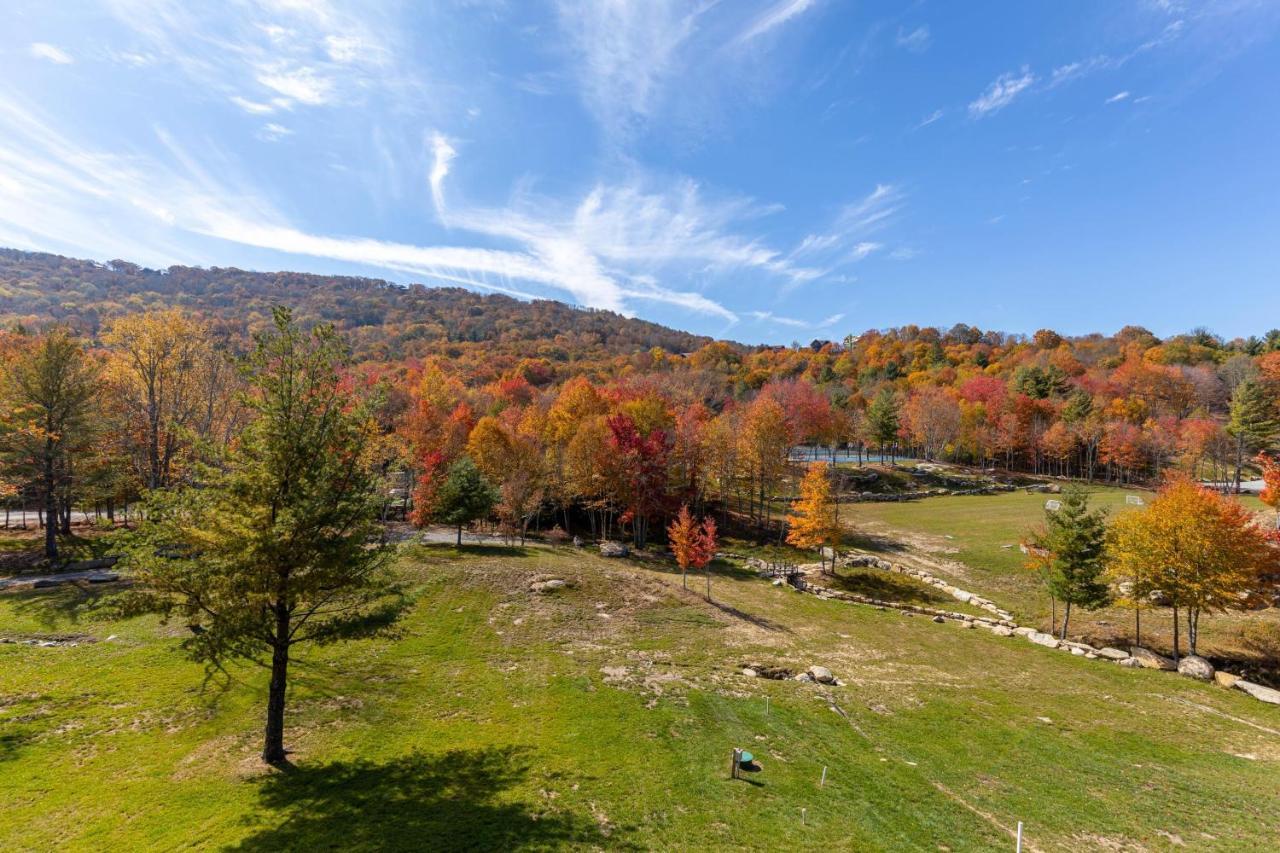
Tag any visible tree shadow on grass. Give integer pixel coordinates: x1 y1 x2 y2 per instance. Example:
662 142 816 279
705 598 791 634
841 530 906 554
230 746 627 852
827 569 950 607
8 582 130 630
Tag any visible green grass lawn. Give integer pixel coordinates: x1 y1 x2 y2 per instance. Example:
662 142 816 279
849 487 1280 657
3 542 1280 850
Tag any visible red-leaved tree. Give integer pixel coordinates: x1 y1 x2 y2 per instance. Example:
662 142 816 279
608 413 671 548
668 504 718 599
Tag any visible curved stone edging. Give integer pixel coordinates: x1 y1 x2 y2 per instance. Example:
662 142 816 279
791 553 1278 708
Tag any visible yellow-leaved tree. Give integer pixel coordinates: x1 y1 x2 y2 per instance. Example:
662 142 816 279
1106 477 1276 658
787 462 841 572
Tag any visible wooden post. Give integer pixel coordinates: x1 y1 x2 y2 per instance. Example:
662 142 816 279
730 748 741 779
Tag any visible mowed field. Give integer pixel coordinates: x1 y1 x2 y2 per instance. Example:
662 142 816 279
3 542 1280 850
849 485 1280 658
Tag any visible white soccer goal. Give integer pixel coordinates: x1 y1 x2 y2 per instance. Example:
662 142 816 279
1125 495 1144 506
1044 499 1061 511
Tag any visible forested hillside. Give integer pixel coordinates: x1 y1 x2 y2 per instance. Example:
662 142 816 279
3 247 1280 499
0 249 718 363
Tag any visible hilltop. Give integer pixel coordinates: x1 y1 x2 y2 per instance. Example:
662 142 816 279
0 248 723 362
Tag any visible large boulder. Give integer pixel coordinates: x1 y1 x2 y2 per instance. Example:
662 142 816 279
1129 647 1175 671
808 665 835 684
1214 671 1241 689
1176 655 1214 681
1235 680 1280 705
990 626 1014 637
599 541 630 558
530 579 567 593
1027 631 1060 649
1096 647 1130 662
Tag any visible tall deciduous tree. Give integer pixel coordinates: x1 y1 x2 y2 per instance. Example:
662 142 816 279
1025 486 1110 639
103 309 233 490
0 329 99 559
128 308 402 765
668 504 717 598
1106 477 1275 658
1259 453 1280 529
787 462 841 572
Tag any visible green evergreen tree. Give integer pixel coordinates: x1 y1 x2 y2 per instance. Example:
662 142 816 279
1029 486 1110 639
435 456 498 546
1227 379 1279 491
866 388 901 463
1060 389 1094 425
128 308 404 765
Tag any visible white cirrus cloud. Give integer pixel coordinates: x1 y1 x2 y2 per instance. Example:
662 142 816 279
736 0 819 45
0 95 764 324
895 25 930 53
428 131 456 214
258 122 293 141
230 95 278 115
30 42 74 64
915 109 944 130
554 0 702 139
1106 90 1131 103
254 63 334 105
969 67 1036 118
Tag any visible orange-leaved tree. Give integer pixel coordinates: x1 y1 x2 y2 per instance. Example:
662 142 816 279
787 462 841 572
668 504 718 598
1107 476 1276 658
1259 453 1280 530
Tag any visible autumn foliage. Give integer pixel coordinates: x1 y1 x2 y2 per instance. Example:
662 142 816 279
667 504 718 596
1106 477 1279 656
787 463 841 570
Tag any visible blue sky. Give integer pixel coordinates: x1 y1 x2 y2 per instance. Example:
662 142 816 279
2 1 1278 343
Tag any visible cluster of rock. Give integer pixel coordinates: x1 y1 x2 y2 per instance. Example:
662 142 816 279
0 634 96 647
846 484 1017 503
741 663 841 685
1006 631 1280 703
0 570 120 591
806 579 1019 631
834 556 1014 623
786 550 1280 708
528 577 569 593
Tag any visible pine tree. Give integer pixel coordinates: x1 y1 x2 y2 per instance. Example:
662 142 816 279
128 308 404 765
1228 379 1279 491
435 456 499 546
786 462 840 571
1027 486 1110 639
866 388 900 463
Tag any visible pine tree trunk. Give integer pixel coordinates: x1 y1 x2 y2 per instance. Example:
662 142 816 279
456 523 463 547
262 610 291 765
1060 601 1071 641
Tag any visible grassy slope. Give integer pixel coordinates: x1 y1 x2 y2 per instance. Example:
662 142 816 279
3 543 1280 851
850 487 1280 656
